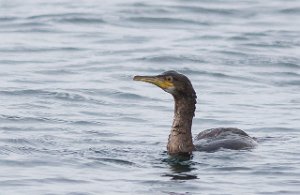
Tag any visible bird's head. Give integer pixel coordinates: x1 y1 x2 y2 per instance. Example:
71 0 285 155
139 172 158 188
133 70 196 99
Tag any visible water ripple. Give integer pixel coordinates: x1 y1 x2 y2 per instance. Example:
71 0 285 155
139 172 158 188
0 0 300 194
126 16 209 26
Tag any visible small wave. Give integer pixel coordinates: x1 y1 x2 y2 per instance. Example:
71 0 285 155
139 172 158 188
70 120 105 126
27 13 77 20
0 177 89 186
0 46 84 53
250 127 298 132
91 88 151 101
7 27 63 33
172 5 241 16
233 56 299 70
52 91 87 102
0 16 18 22
275 62 300 69
89 157 136 166
0 89 108 105
210 166 252 171
278 8 300 14
116 116 147 123
274 80 300 87
0 114 103 127
0 138 35 146
0 59 48 65
121 2 172 14
0 146 38 155
35 69 78 75
57 17 105 24
136 54 205 64
126 16 209 26
242 32 268 37
243 42 293 49
0 114 70 124
27 13 105 25
228 36 249 41
110 90 145 100
216 50 248 57
193 118 238 126
84 130 117 137
0 126 65 133
261 71 300 78
0 89 50 96
181 67 256 83
20 22 50 27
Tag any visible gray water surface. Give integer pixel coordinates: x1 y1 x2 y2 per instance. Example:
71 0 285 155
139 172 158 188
1 0 300 194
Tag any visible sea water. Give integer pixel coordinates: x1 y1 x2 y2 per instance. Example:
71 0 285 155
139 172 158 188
0 0 300 194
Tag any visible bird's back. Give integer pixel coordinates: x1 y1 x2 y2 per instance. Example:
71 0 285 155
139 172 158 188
194 128 257 152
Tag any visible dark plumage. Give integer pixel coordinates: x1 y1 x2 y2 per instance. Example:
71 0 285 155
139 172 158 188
134 70 257 155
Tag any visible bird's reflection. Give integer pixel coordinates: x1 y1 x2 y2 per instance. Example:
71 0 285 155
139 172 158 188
162 154 198 180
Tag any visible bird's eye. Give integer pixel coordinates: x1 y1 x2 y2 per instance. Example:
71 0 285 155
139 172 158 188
166 76 173 82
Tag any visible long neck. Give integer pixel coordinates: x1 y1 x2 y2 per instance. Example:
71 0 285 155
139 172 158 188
167 95 196 155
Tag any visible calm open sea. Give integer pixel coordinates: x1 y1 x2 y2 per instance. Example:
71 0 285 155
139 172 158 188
0 0 300 194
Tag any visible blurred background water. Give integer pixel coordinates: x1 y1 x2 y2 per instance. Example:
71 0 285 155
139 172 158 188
0 0 300 194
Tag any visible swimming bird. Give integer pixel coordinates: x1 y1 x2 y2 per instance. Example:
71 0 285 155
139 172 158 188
134 70 257 155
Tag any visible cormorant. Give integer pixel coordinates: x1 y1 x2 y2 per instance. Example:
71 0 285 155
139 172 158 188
134 70 257 155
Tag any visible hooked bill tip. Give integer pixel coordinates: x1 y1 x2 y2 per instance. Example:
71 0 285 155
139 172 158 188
133 75 142 81
133 75 155 82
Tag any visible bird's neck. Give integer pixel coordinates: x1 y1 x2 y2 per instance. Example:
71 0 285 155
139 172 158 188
167 95 196 155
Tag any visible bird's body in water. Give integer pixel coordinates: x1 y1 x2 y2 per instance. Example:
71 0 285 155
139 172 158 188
134 70 257 155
